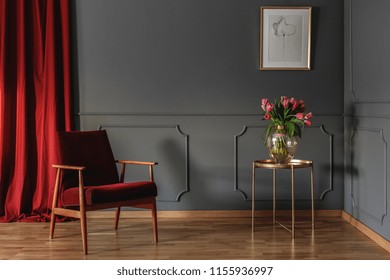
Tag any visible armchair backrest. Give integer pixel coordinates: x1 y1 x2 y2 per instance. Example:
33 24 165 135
57 130 119 189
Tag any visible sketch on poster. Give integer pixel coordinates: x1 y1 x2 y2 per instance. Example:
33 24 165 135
269 15 302 62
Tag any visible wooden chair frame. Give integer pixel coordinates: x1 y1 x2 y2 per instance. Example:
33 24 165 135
49 160 158 255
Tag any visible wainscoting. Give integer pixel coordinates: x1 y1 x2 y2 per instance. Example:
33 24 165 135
344 0 390 242
79 113 344 212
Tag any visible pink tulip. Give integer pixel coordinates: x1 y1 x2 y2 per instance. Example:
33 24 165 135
298 99 305 111
296 113 304 120
266 102 274 112
304 112 312 119
264 113 272 120
283 98 289 108
292 103 298 110
290 98 298 110
261 98 268 111
304 119 312 126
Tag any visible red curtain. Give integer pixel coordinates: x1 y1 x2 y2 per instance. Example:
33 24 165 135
0 0 72 222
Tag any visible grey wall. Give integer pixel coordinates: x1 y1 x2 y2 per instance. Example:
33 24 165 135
344 0 390 241
72 0 344 211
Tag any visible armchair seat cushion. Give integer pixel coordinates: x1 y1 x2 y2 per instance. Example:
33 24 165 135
62 181 157 206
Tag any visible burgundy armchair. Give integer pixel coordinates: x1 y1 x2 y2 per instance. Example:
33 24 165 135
49 130 158 254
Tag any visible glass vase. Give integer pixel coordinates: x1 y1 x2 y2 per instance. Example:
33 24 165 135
267 125 298 164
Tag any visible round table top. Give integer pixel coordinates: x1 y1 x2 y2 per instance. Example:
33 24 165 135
253 159 313 169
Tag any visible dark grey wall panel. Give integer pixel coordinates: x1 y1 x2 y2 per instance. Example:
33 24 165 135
99 124 189 202
73 0 344 210
350 0 390 102
345 0 390 241
74 0 344 115
350 128 387 224
344 116 390 240
80 114 343 211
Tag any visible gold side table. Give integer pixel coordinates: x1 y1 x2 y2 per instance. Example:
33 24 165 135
251 159 314 237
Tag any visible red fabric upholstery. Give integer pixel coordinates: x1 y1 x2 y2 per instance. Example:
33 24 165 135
57 130 119 191
56 130 157 207
62 181 157 206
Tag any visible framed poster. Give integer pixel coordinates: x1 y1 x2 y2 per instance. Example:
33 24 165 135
260 6 312 70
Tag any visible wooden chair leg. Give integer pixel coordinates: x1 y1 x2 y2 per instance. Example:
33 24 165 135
80 211 88 255
152 199 158 243
49 212 56 239
77 170 89 254
50 168 61 239
115 207 121 230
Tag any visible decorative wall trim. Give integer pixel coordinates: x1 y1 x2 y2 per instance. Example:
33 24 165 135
78 112 342 117
350 127 388 225
98 124 190 202
234 125 334 201
349 0 356 103
319 125 334 200
86 112 260 117
172 125 190 202
233 125 264 201
234 125 250 200
347 114 390 119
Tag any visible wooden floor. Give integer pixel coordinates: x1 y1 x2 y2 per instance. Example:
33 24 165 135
1 216 390 260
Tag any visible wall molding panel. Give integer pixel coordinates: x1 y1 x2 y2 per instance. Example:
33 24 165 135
98 124 190 203
345 0 390 241
350 127 388 225
233 125 259 201
317 125 335 200
79 114 343 210
234 124 335 203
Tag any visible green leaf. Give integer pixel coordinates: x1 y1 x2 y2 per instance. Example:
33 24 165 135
295 125 302 138
286 122 295 137
262 125 273 145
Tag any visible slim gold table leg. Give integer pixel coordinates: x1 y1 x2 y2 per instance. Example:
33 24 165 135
251 159 314 238
252 162 255 232
311 164 314 231
273 168 276 225
291 165 295 238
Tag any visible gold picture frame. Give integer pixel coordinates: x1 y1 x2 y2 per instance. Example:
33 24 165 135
260 6 312 70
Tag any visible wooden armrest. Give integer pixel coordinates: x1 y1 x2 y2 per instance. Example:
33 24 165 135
116 160 158 166
116 160 158 182
52 164 86 171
